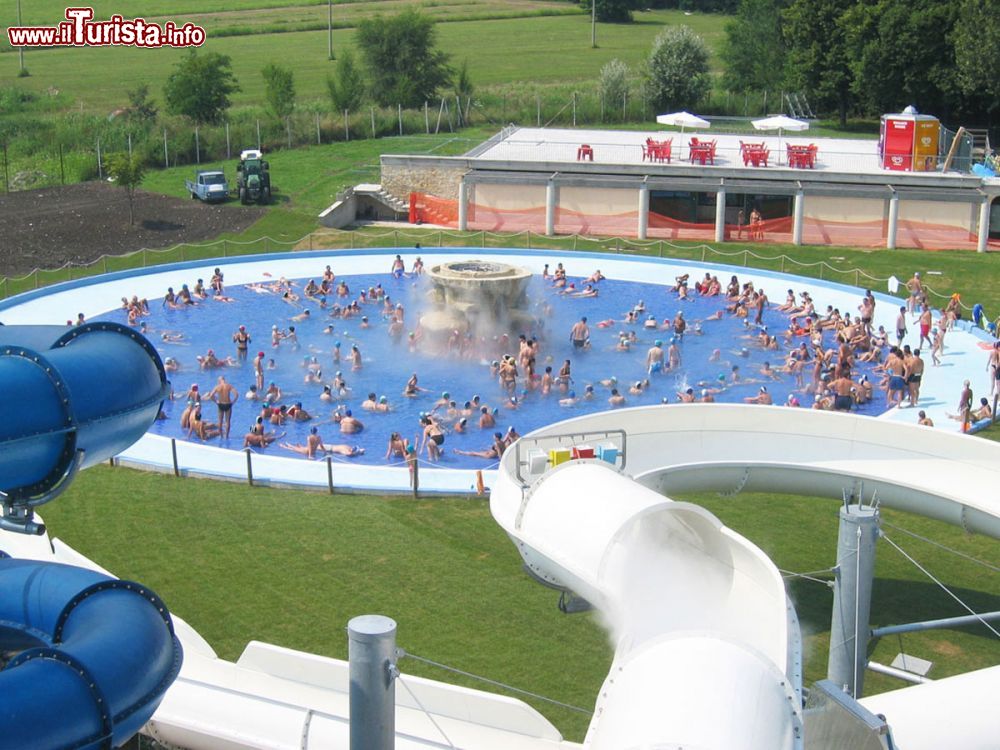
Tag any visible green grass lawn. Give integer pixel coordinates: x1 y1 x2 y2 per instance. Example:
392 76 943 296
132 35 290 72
1 9 726 113
38 465 1000 741
3 0 580 44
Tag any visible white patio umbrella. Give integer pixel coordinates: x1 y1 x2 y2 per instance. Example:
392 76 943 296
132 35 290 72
656 111 711 133
751 114 809 164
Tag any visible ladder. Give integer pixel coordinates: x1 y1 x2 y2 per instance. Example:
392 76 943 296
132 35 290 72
965 128 991 160
785 93 816 120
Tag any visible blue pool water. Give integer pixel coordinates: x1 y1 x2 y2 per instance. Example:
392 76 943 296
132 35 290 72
100 267 889 468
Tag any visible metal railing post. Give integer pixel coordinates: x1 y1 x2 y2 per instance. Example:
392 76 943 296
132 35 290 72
245 448 254 486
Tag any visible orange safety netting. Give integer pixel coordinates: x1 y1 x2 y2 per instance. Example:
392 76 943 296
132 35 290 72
555 208 637 236
409 193 459 227
409 192 999 251
469 204 547 233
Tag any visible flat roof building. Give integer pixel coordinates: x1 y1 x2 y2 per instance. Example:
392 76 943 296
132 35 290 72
379 126 1000 251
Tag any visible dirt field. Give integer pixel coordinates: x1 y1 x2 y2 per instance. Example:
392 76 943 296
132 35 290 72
0 182 265 278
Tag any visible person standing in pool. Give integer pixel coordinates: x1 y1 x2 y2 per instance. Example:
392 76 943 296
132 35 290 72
253 351 265 390
569 316 590 350
391 255 405 278
211 268 224 295
754 288 768 326
420 415 445 461
233 325 251 360
207 375 239 438
885 347 906 407
646 340 665 375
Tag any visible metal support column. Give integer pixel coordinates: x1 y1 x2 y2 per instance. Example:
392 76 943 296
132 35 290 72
792 188 804 246
457 178 468 232
638 182 649 240
977 195 991 253
827 504 879 698
349 615 398 750
886 192 899 250
545 178 557 237
715 186 726 243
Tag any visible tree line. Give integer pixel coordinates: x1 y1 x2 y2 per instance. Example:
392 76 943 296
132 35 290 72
722 0 997 126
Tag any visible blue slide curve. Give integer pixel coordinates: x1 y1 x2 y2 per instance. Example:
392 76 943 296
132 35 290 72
0 323 182 749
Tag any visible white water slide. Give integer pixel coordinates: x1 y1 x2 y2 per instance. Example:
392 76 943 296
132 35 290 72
492 404 1000 750
4 406 999 749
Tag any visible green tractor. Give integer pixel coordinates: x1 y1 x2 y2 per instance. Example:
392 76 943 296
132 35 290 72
236 149 272 205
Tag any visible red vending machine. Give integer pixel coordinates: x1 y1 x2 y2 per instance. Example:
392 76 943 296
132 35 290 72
880 110 940 171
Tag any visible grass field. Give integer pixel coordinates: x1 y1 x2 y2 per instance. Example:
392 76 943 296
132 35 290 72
2 0 580 44
38 465 1000 742
0 9 729 113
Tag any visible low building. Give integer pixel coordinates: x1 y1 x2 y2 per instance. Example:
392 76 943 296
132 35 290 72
379 126 1000 251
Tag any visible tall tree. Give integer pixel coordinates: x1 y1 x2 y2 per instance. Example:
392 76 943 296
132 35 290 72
953 0 1000 115
326 49 366 114
783 0 852 126
355 10 452 108
163 51 240 125
579 0 641 23
454 60 474 100
262 63 296 121
845 0 959 119
721 0 787 93
105 152 145 226
599 59 631 120
644 26 711 113
125 83 158 123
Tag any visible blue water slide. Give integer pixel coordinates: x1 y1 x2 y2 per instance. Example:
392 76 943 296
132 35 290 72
0 322 181 748
0 557 183 750
0 322 168 533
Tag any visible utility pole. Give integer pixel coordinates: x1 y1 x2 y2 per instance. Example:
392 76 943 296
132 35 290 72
591 0 597 49
17 0 27 77
328 0 335 60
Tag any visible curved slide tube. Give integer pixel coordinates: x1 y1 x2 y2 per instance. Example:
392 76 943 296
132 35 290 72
492 404 1000 749
0 322 167 533
0 557 183 750
0 323 180 749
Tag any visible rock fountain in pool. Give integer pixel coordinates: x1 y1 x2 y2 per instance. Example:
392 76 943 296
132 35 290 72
420 260 534 346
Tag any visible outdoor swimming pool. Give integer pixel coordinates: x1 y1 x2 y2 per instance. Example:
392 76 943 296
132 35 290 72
97 261 890 469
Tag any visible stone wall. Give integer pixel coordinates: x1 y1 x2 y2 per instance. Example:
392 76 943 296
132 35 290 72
380 158 467 201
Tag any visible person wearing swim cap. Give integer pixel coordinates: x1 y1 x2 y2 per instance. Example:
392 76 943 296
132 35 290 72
453 431 507 459
647 339 665 375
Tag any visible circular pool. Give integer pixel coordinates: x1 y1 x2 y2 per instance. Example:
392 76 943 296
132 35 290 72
0 248 989 494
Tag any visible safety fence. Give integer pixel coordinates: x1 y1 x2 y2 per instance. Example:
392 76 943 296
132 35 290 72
0 226 979 314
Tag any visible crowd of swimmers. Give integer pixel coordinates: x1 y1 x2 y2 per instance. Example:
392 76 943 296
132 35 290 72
125 253 999 466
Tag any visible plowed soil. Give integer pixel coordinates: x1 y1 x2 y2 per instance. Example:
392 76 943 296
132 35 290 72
0 181 264 278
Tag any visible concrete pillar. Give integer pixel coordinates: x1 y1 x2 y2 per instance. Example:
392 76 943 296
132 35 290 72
638 183 649 240
714 188 726 243
457 179 468 231
545 180 557 236
886 193 899 250
827 505 879 698
349 615 398 750
977 195 991 253
792 189 805 246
